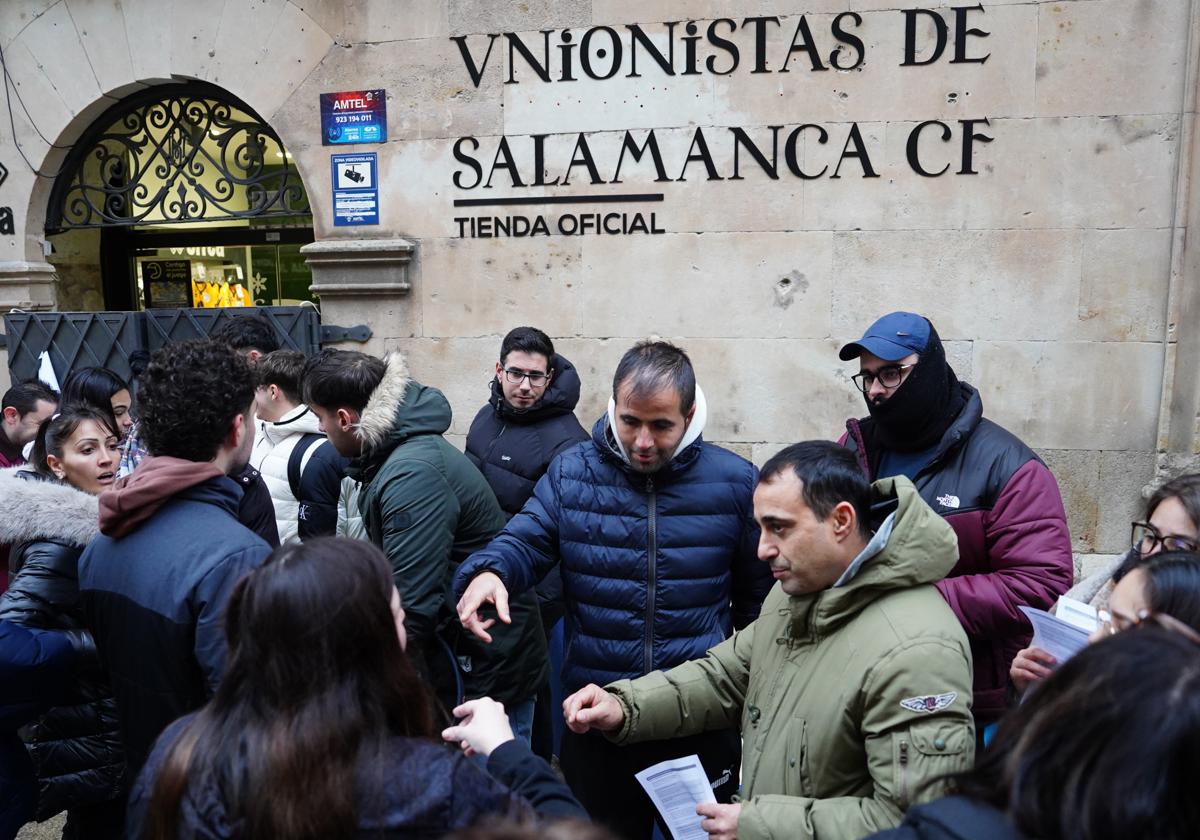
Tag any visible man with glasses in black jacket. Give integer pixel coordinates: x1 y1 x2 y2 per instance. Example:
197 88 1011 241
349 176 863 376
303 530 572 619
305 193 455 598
467 327 589 521
466 327 588 761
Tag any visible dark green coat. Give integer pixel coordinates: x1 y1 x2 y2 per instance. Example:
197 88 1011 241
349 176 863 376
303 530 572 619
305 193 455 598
348 353 547 706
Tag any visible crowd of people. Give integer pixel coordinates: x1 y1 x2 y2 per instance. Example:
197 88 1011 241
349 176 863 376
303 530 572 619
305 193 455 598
0 310 1196 840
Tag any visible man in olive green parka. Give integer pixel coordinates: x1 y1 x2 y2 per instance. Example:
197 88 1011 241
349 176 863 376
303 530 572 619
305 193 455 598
563 441 974 840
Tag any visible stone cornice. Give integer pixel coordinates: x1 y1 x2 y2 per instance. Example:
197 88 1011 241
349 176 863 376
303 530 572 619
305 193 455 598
0 261 58 311
300 238 415 297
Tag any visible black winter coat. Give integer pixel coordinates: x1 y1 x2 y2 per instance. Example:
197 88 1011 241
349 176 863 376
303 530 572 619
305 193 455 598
232 465 281 547
868 796 1029 840
466 354 589 627
0 469 125 820
466 355 590 519
126 715 587 838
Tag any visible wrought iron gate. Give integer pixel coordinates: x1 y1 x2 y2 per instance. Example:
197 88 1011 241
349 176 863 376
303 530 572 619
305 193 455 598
4 307 330 385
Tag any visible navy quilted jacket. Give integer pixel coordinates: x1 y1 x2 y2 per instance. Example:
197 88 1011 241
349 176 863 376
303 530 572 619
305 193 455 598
455 411 773 693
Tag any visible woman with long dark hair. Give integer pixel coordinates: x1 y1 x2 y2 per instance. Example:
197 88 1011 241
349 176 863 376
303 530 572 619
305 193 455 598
128 537 583 840
60 367 134 441
0 406 125 839
869 623 1200 840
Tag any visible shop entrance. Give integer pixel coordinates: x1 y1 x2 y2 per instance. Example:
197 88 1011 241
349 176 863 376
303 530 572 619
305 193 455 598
44 82 314 312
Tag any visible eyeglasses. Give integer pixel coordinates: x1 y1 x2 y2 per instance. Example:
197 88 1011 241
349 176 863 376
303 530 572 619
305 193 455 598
850 364 915 394
1096 608 1140 636
1096 608 1200 646
501 367 550 386
1130 522 1200 555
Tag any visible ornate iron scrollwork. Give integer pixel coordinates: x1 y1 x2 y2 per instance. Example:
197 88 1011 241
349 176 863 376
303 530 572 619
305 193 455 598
47 83 310 231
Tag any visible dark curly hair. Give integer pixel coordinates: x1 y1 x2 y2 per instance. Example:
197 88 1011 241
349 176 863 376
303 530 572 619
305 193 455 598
138 340 256 462
209 315 281 355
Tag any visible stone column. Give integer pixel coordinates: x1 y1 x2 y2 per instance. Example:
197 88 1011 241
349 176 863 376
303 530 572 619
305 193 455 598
1156 1 1200 480
0 261 58 311
300 238 418 355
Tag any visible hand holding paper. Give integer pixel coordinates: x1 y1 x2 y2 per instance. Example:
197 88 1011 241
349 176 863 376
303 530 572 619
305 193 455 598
635 755 717 840
696 802 740 840
1018 596 1099 665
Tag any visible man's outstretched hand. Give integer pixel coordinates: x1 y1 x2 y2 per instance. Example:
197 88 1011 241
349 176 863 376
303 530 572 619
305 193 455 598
562 683 626 734
456 572 510 643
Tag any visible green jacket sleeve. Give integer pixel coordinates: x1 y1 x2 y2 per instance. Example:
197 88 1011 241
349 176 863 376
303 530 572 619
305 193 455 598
604 618 756 743
737 638 975 840
377 461 461 657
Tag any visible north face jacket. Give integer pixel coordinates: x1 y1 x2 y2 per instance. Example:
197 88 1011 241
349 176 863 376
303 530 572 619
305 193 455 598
842 384 1073 720
78 466 270 783
250 404 346 542
0 469 124 820
347 352 547 707
454 389 774 694
606 477 976 840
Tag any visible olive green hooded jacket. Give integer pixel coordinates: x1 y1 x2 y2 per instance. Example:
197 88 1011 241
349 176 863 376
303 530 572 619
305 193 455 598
348 352 548 706
605 477 974 840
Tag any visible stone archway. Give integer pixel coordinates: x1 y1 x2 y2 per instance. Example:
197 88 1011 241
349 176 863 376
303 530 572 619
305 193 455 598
42 81 313 310
1 0 337 313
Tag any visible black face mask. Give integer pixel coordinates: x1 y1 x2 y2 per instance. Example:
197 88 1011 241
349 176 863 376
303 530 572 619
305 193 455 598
864 324 967 452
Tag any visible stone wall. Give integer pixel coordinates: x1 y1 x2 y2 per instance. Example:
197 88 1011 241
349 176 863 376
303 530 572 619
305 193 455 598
1 0 1197 555
48 229 103 311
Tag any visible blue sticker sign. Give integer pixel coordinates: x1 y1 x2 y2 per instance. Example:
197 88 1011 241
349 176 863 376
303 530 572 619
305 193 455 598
320 89 387 145
331 153 379 226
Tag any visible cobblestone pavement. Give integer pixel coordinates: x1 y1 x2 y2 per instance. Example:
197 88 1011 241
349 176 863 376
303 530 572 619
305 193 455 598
16 813 64 839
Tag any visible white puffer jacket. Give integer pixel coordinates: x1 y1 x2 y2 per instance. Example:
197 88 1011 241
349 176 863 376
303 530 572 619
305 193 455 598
251 404 332 542
336 475 367 540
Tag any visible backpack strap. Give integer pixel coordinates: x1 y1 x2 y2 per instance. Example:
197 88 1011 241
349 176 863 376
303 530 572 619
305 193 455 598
287 434 325 500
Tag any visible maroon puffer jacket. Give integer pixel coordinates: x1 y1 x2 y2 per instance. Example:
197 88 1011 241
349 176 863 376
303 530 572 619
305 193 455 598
841 385 1073 722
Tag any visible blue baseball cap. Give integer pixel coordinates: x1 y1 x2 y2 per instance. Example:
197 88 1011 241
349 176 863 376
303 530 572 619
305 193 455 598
839 312 931 361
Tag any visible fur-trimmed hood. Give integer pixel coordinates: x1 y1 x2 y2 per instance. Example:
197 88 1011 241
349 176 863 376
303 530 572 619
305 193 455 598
355 351 452 456
0 467 100 547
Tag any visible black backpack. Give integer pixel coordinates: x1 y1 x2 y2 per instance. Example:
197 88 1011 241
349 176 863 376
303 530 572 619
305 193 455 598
287 433 325 500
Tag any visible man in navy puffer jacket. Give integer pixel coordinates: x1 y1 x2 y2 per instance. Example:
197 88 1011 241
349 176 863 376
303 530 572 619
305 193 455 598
455 340 772 840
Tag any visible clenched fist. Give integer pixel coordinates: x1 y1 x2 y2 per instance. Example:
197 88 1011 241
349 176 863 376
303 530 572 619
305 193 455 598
562 683 626 734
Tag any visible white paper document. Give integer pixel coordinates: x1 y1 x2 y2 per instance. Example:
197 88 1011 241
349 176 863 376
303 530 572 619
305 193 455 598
1054 595 1099 632
634 754 717 840
1019 603 1092 662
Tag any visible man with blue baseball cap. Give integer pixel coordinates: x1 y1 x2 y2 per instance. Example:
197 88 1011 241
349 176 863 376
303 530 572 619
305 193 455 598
838 312 1073 735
